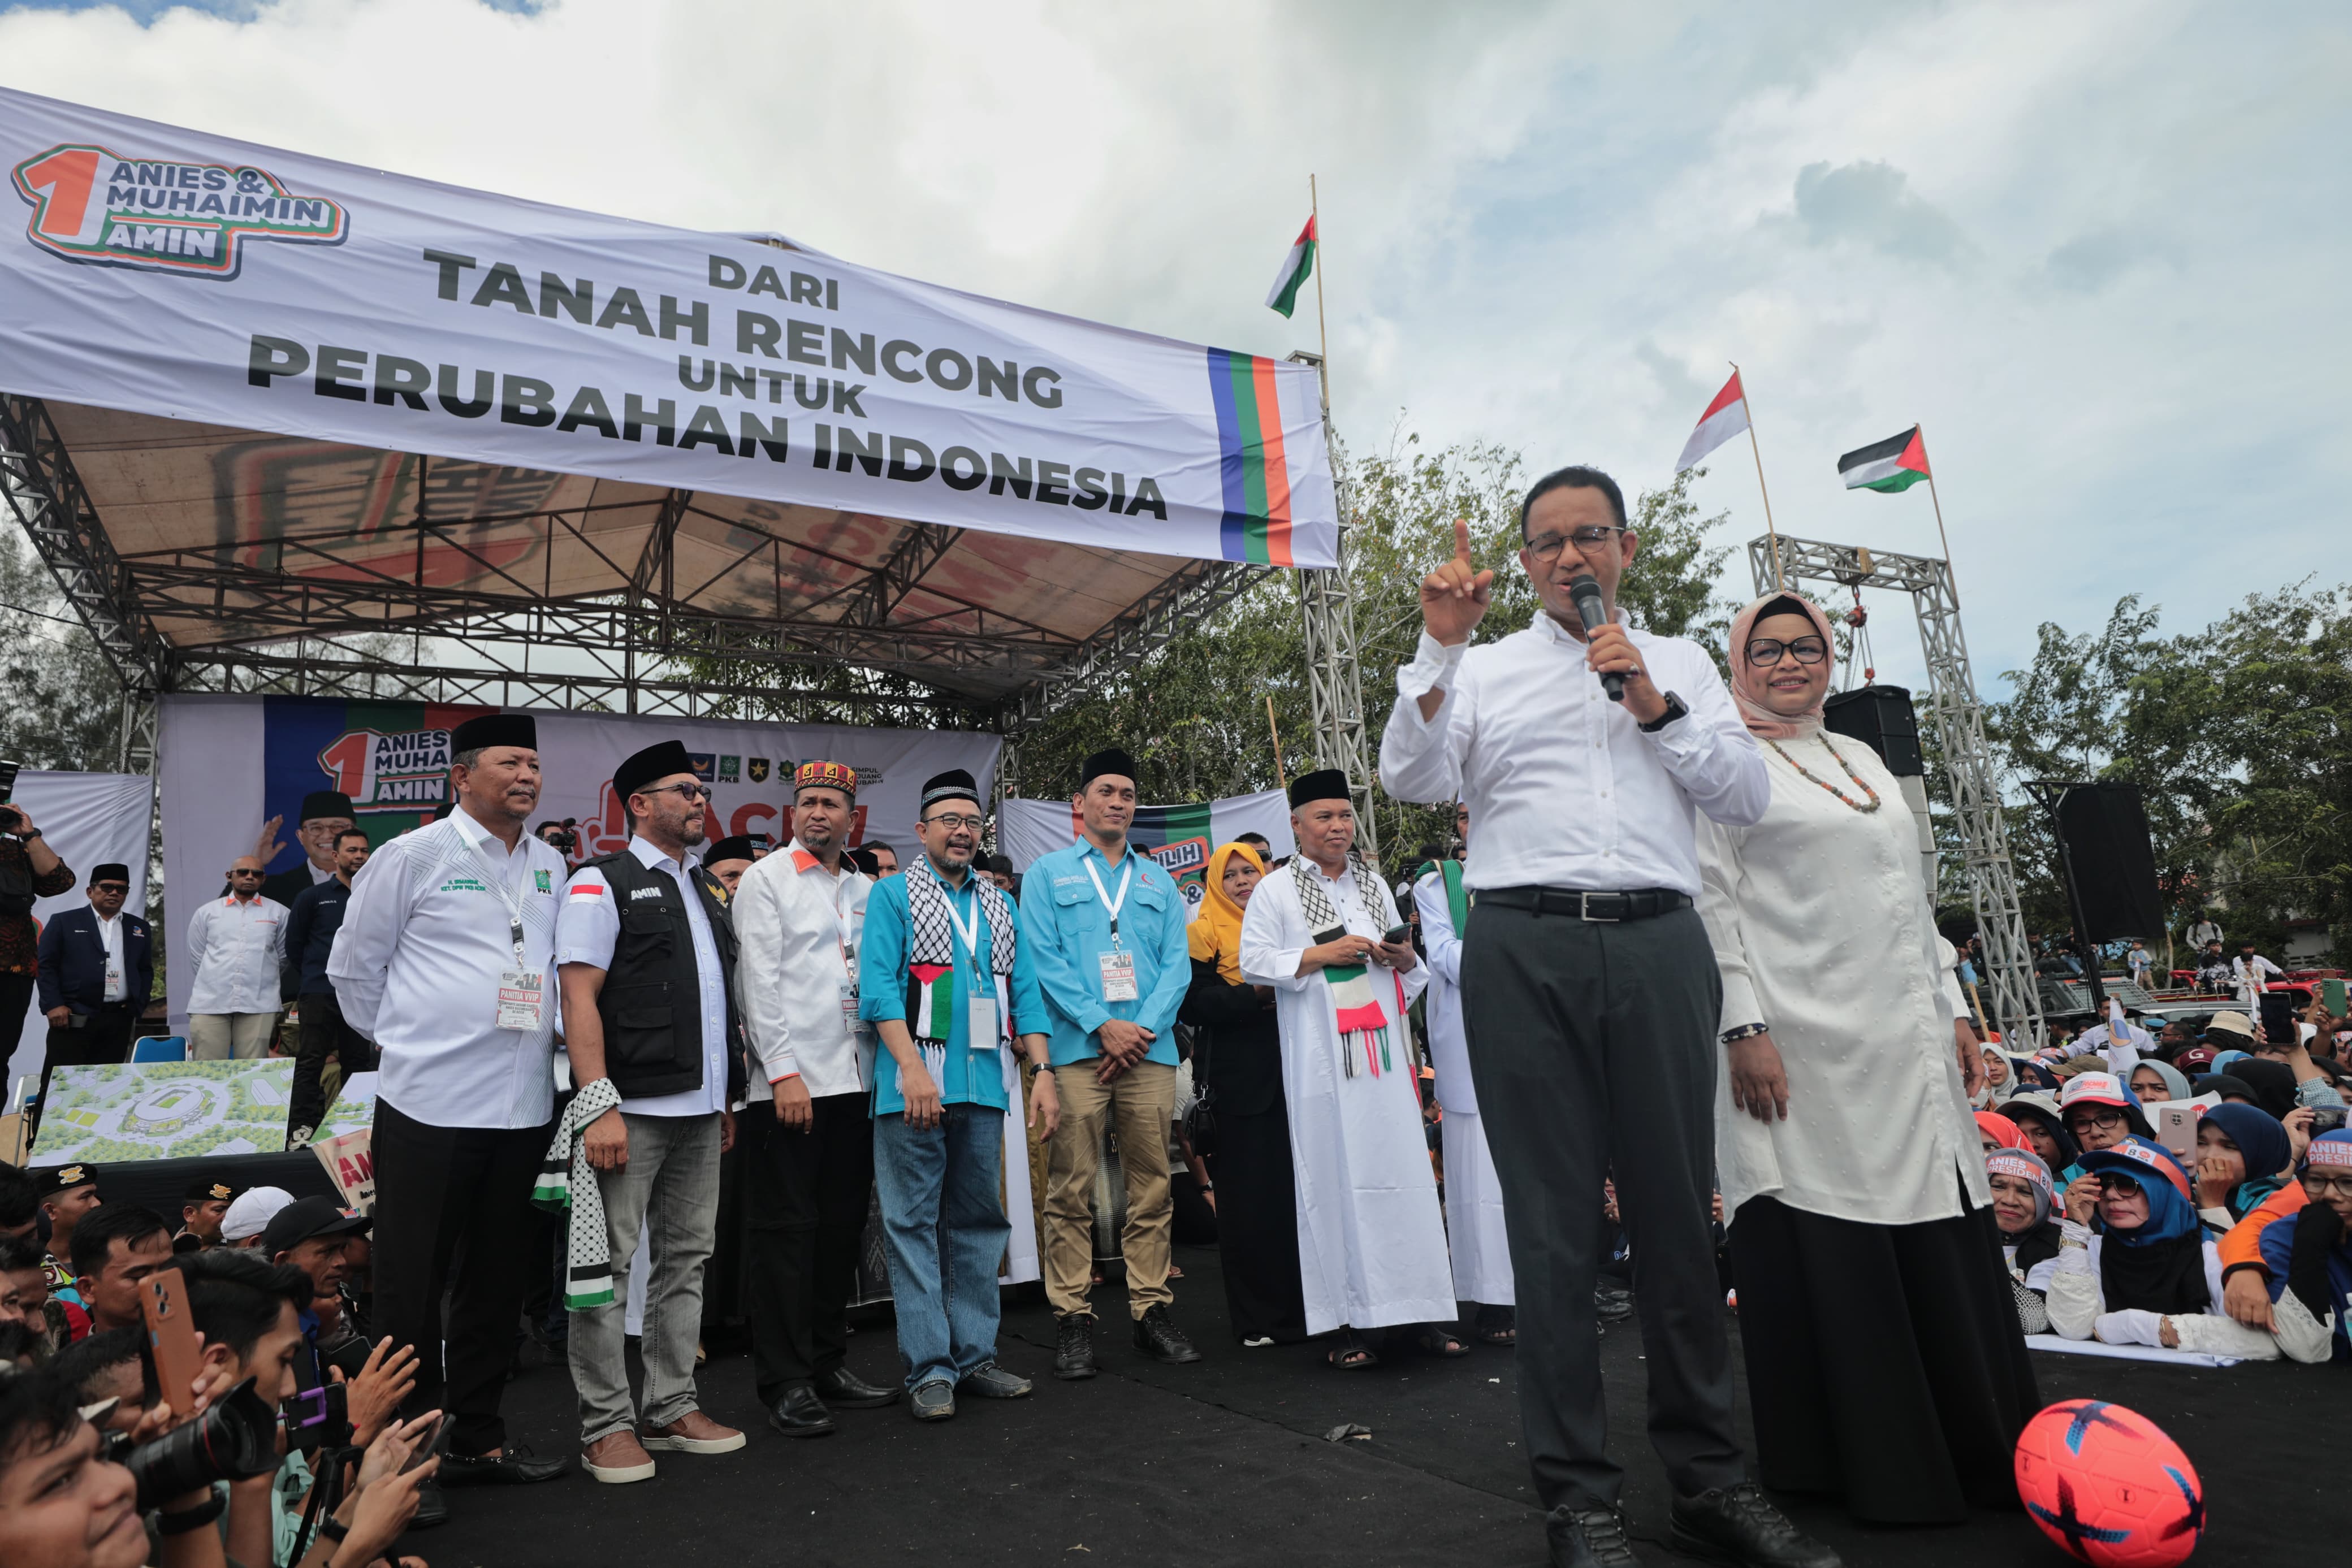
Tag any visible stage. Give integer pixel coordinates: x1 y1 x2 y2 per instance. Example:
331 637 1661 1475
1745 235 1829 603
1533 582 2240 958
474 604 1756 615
429 1243 2325 1567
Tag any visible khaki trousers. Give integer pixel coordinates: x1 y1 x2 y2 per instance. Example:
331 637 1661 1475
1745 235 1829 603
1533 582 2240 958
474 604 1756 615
1043 1058 1176 1320
188 1011 280 1060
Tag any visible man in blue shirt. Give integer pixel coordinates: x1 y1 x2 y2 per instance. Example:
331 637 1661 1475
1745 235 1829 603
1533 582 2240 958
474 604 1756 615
858 768 1054 1421
1021 748 1200 1380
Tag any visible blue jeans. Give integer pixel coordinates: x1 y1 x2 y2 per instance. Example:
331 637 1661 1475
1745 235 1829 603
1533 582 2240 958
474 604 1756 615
872 1103 1008 1391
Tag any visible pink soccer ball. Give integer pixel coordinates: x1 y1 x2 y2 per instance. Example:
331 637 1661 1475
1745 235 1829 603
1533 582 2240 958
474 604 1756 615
2014 1400 2203 1566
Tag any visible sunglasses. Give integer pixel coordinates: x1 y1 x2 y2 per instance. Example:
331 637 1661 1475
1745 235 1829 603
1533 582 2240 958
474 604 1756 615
92 882 131 894
2094 1173 2147 1195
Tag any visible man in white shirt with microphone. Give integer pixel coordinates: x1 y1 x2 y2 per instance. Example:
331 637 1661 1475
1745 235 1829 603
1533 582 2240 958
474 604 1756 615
1380 466 1838 1568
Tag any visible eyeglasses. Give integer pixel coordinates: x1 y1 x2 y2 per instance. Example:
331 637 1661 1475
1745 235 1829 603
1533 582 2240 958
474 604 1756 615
2094 1173 2145 1195
1523 525 1625 564
92 883 130 894
2068 1108 2126 1133
1745 636 1828 667
2301 1171 2352 1198
923 813 985 831
638 783 712 803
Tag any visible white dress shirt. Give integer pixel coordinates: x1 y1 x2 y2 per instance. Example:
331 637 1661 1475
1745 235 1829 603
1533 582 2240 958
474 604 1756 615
554 835 730 1118
96 912 128 1002
730 840 872 1097
326 806 565 1130
1380 616 1769 896
184 894 289 1015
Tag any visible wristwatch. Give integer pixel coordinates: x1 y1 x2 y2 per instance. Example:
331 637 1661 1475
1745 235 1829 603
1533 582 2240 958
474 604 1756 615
1638 690 1689 733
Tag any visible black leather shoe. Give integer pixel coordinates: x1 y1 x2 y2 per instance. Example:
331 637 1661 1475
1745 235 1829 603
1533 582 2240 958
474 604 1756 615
1055 1314 1097 1380
1668 1483 1842 1568
766 1385 837 1438
439 1444 570 1486
1545 1503 1642 1567
812 1366 900 1409
1131 1303 1202 1365
958 1362 1032 1399
408 1478 449 1531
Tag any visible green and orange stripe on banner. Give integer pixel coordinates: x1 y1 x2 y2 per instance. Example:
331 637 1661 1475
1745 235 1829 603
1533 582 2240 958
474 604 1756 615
1206 348 1296 565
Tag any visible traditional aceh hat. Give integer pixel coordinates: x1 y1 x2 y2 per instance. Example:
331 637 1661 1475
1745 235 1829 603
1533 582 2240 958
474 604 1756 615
450 712 537 754
1079 748 1138 789
1287 769 1351 809
614 740 696 802
793 760 857 800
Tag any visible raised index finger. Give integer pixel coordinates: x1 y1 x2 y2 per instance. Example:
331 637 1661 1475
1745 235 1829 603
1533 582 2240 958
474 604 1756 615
1452 516 1473 566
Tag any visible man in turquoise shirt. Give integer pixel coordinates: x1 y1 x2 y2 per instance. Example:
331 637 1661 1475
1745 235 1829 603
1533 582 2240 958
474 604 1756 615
1021 748 1201 1380
858 768 1054 1422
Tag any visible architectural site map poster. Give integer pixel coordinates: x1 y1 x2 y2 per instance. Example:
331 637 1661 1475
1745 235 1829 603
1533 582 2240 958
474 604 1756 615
27 1060 373 1165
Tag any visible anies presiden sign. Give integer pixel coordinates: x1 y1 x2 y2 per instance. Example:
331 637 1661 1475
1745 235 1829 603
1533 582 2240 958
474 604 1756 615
0 85 1334 570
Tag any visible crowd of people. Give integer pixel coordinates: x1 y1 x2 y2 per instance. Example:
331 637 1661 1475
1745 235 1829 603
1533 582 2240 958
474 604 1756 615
5 465 2351 1568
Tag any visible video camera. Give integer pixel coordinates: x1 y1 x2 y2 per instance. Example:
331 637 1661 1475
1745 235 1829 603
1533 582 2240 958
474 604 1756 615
540 817 581 855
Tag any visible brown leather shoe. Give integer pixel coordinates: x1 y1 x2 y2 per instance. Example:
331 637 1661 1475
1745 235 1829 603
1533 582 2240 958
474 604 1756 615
582 1430 656 1484
641 1410 746 1455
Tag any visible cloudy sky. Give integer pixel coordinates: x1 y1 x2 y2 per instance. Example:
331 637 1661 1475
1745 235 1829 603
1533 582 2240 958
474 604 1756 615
1 0 2343 695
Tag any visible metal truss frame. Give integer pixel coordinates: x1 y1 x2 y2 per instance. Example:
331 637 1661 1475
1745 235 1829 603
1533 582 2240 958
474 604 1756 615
1750 533 2044 1044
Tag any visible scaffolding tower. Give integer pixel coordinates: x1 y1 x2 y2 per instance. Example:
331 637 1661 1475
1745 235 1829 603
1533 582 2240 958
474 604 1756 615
1750 534 2044 1046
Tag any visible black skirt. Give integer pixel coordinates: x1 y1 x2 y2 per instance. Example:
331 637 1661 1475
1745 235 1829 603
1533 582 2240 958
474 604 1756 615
1728 1189 2040 1524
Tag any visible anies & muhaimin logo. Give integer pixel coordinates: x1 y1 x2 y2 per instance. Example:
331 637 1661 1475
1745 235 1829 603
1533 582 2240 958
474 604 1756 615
13 142 347 279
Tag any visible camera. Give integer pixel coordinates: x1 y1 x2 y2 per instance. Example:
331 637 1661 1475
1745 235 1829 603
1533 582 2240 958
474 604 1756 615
103 1376 280 1509
278 1380 350 1455
539 817 580 855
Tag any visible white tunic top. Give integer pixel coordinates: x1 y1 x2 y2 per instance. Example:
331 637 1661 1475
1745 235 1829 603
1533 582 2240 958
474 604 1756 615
1696 730 1985 1227
730 841 872 1098
184 894 289 1015
1239 856 1452 1334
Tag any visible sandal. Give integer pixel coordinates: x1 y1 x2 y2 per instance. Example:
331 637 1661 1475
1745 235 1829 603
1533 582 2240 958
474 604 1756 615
1413 1326 1472 1358
1326 1331 1380 1371
1475 1306 1516 1347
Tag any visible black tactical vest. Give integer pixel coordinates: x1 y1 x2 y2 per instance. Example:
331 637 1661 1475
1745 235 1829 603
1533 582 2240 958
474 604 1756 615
586 850 743 1102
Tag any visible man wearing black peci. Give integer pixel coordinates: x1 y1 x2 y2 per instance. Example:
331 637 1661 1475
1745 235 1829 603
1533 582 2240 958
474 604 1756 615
34 864 150 1107
1380 467 1839 1568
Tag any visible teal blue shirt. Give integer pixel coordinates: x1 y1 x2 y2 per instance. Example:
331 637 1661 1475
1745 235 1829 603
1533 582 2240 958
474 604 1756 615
858 865 1046 1115
1018 839 1192 1068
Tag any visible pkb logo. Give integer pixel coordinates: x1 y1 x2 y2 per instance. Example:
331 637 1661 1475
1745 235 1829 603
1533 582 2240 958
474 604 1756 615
13 142 347 279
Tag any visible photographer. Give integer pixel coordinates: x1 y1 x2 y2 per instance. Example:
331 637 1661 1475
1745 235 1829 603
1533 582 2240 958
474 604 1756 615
534 820 580 864
0 800 75 1086
0 1368 225 1568
69 1207 172 1339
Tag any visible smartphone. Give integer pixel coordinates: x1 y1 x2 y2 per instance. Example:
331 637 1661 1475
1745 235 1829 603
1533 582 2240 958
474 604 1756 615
141 1272 205 1415
400 1412 445 1474
2153 1101 2202 1161
1381 924 1410 945
2258 991 2298 1047
2323 978 2347 1016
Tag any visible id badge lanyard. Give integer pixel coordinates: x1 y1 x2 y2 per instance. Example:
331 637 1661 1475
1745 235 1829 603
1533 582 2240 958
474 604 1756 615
468 838 542 1032
941 886 1001 1050
1086 856 1140 1003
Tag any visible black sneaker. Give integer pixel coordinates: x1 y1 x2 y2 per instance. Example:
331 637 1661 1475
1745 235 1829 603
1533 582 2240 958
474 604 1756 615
1545 1503 1642 1567
1131 1303 1201 1365
1054 1313 1097 1380
1668 1482 1841 1568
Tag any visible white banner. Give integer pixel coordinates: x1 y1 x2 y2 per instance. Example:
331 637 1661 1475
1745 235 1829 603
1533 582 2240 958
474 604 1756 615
158 693 997 1026
997 787 1294 921
8 769 152 1095
0 86 1334 570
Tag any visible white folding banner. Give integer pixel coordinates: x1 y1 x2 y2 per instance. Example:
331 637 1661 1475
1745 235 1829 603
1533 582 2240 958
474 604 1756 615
157 692 998 1026
0 86 1335 569
997 788 1295 921
7 769 153 1093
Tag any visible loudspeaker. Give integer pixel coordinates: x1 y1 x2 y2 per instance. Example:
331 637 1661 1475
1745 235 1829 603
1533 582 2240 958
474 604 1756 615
1822 685 1922 777
2056 782 2163 941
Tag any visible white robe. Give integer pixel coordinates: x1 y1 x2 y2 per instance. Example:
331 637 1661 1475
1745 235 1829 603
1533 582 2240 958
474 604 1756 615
1696 730 1986 1227
1239 857 1452 1333
1412 868 1514 1306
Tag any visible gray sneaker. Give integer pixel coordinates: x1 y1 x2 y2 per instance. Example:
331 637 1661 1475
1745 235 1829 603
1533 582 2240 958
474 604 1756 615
958 1362 1032 1400
909 1380 956 1422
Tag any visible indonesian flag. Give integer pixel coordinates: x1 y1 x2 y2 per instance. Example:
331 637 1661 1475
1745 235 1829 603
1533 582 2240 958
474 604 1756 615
1674 370 1749 473
1839 425 1931 493
1264 216 1316 318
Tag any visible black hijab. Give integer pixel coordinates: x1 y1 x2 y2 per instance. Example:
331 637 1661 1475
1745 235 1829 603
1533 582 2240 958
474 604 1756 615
2012 1222 2064 1279
2089 1147 2211 1315
2229 1059 2302 1120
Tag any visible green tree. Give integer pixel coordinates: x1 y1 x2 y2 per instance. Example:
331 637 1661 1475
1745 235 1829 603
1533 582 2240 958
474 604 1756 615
0 528 126 770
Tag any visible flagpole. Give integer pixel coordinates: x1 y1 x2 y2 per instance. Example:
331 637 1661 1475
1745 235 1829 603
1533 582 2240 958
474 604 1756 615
1731 361 1783 589
1921 425 1959 600
1309 174 1330 415
1266 692 1289 788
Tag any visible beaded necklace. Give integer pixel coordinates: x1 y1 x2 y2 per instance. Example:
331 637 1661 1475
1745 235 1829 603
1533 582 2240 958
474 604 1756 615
1763 733 1882 813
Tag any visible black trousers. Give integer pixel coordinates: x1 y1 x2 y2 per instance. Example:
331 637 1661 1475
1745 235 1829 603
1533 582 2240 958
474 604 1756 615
40 999 137 1098
742 1091 875 1402
1212 1104 1309 1343
1460 902 1744 1513
370 1097 551 1456
289 990 376 1134
0 971 34 1077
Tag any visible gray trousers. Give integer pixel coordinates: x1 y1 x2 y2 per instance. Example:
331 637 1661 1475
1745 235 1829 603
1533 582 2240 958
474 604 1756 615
570 1110 723 1444
1459 901 1745 1512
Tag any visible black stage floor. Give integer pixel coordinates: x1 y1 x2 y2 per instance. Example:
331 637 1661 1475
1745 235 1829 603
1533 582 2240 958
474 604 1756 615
426 1244 2332 1567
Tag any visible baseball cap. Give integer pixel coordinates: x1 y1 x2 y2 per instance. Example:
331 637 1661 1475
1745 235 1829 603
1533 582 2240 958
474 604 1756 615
2059 1072 2132 1112
2174 1046 2218 1072
258 1196 371 1258
220 1186 295 1243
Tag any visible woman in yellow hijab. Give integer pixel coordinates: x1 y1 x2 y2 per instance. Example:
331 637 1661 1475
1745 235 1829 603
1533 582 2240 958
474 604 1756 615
1180 842 1308 1346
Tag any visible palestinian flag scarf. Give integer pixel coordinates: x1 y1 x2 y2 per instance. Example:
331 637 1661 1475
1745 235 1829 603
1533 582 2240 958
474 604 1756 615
1290 854 1400 1078
902 855 1017 1079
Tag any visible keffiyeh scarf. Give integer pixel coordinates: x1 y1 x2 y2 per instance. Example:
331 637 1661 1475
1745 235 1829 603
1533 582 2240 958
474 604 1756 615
1291 854 1402 1078
902 855 1017 1079
531 1076 624 1310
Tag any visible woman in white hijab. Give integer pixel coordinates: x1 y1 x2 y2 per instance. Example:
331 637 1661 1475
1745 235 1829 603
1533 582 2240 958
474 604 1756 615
1697 591 2039 1526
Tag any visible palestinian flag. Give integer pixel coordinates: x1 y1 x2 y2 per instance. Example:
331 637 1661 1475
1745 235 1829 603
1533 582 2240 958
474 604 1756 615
1674 369 1750 473
907 963 955 1042
1264 216 1316 318
1838 426 1931 493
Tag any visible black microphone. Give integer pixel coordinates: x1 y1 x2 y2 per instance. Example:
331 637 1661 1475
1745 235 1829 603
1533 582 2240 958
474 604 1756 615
1566 573 1624 701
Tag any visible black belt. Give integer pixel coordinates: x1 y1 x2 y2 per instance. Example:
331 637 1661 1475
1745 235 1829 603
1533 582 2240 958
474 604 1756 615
1475 885 1691 922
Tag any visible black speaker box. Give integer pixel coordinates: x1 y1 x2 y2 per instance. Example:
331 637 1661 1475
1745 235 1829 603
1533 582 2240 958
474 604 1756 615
2056 782 2163 941
1822 685 1922 777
